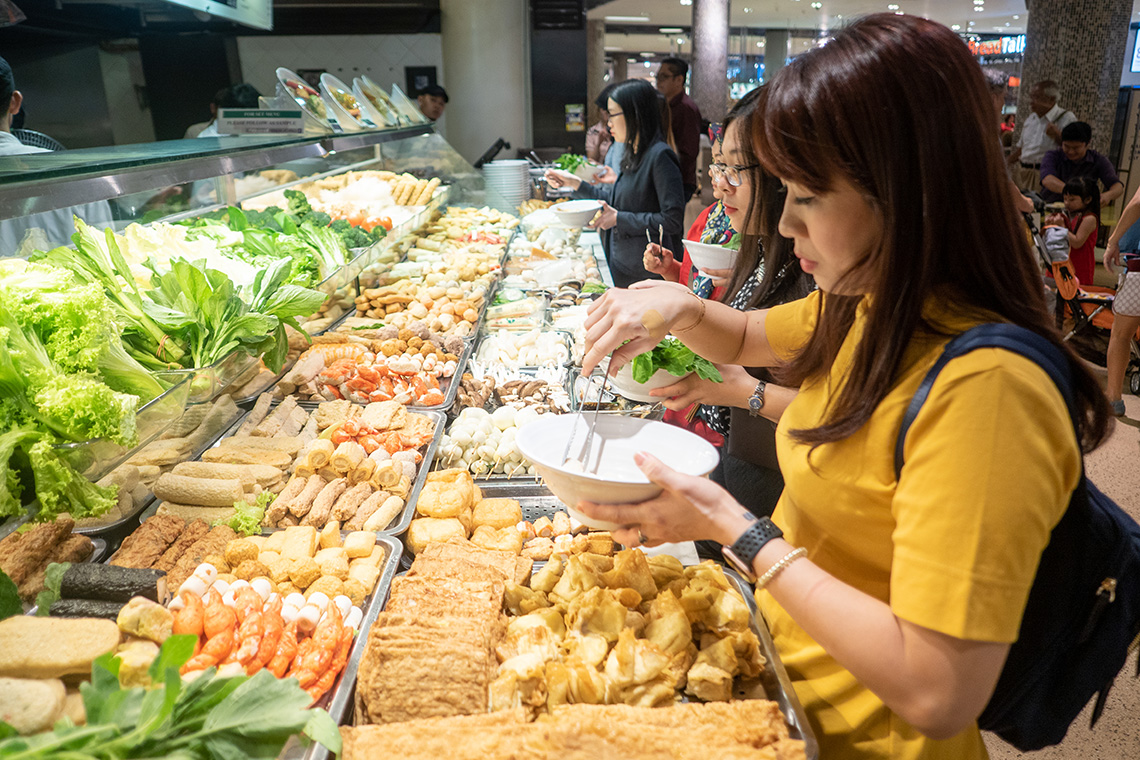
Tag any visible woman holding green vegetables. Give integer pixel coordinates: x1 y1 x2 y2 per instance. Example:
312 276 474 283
578 15 1110 758
545 79 685 288
647 86 813 519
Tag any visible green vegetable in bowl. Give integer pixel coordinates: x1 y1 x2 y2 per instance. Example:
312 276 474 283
630 337 723 384
554 153 589 173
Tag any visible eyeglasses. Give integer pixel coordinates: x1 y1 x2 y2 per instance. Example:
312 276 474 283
607 110 624 121
709 162 760 187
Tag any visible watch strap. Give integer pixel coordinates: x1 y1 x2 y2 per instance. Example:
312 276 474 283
722 518 783 582
748 380 767 416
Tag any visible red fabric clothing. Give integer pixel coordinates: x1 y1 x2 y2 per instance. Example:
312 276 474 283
1068 211 1098 286
668 92 702 188
677 204 726 302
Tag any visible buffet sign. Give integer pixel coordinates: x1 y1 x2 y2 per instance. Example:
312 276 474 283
216 109 304 135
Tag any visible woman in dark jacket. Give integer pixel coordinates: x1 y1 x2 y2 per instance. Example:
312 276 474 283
545 79 686 288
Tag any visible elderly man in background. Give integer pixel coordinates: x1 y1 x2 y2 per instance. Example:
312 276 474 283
1040 121 1124 204
1007 79 1076 193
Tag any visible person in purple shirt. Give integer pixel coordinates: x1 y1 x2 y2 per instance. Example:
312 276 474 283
655 57 702 200
1040 121 1124 204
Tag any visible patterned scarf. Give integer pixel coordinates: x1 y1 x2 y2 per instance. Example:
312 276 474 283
689 201 736 298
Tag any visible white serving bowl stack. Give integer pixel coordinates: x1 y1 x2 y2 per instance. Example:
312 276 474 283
515 414 719 529
483 159 532 212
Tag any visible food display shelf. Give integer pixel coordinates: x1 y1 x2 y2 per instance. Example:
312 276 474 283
155 350 261 406
50 373 193 484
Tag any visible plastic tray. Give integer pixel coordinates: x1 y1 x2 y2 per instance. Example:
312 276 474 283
51 373 193 483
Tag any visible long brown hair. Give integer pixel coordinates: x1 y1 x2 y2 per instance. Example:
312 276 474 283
753 13 1111 451
722 85 813 310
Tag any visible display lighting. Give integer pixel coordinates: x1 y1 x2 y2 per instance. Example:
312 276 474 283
660 27 683 33
604 15 650 22
811 2 822 8
951 24 961 30
677 37 686 44
644 61 652 68
757 41 765 47
1013 14 1019 19
974 6 984 11
887 3 899 9
640 52 655 57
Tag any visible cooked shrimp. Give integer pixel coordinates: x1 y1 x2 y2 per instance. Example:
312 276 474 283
289 604 343 689
181 591 236 674
252 600 285 675
268 621 299 678
306 625 354 703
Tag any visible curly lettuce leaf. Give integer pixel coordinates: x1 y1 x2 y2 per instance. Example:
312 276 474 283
631 337 723 384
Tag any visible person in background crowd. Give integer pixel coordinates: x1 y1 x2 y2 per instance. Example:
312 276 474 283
184 87 228 139
585 83 616 164
577 14 1111 758
545 78 685 288
1007 79 1076 193
1040 121 1124 205
1103 185 1140 417
196 83 262 138
0 55 113 255
1062 175 1101 286
416 84 448 122
983 70 1034 214
655 57 701 200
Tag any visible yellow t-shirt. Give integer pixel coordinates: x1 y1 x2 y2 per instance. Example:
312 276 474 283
761 291 1082 760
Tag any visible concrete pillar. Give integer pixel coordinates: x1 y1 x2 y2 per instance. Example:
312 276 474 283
586 19 606 126
764 30 789 82
613 56 628 83
691 0 729 121
440 0 529 164
1016 0 1130 160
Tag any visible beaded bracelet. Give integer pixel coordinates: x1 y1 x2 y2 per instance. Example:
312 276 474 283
756 546 808 590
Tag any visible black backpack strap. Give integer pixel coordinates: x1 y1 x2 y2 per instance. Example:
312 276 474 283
894 324 1078 480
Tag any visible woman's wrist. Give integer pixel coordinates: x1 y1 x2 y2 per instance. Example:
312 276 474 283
672 291 706 332
712 500 760 547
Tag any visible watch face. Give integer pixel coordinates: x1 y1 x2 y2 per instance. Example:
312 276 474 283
749 396 762 411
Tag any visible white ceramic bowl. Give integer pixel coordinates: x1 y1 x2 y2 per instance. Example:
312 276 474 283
683 239 739 272
572 162 604 182
609 363 690 403
515 414 719 529
551 199 603 227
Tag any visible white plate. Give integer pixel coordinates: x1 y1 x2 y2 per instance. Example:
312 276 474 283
320 73 374 131
276 67 329 122
353 78 399 127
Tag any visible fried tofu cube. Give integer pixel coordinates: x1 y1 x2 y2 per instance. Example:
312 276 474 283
471 498 523 530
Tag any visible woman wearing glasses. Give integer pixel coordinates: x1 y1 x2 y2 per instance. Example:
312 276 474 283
647 86 813 520
545 78 686 288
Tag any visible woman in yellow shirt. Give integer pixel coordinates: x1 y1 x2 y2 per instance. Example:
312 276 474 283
577 13 1113 760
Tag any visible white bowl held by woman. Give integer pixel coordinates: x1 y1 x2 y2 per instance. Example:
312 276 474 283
609 362 690 403
515 414 719 529
551 199 603 227
683 239 739 272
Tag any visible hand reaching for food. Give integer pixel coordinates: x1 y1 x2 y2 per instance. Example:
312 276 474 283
544 168 581 191
582 280 703 375
649 363 754 410
587 202 618 231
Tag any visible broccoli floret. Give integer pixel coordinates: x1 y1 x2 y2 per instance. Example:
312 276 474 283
284 189 313 217
302 210 332 228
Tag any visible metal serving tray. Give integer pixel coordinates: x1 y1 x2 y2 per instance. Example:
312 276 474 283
280 533 402 760
473 327 574 372
293 336 473 414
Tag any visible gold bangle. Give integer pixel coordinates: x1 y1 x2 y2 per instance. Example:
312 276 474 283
673 291 706 333
756 546 808 590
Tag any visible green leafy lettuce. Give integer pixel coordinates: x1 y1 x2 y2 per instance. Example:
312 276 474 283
0 569 20 621
216 491 274 537
33 561 69 616
630 337 723 384
554 153 589 173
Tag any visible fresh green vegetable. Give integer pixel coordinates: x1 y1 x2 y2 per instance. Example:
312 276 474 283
0 569 20 621
217 491 274 536
554 153 589 173
630 337 723 384
0 634 342 759
581 282 608 294
33 561 69 616
724 232 742 251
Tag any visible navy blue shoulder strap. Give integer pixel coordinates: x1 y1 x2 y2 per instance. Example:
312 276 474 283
893 324 1078 479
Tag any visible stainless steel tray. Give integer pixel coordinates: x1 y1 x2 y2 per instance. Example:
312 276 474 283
74 404 248 538
294 336 472 414
473 327 574 372
280 533 402 760
725 567 819 759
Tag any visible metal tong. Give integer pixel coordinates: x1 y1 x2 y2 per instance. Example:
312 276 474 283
561 365 610 474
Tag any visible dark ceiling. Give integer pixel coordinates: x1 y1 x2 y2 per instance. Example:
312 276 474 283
0 0 441 43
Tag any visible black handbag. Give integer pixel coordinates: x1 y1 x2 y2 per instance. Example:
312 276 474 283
894 324 1140 750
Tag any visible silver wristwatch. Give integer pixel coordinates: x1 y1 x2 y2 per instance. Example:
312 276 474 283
747 380 767 417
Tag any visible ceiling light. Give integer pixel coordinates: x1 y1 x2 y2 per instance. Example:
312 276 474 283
1013 14 1019 19
680 0 692 5
887 3 899 8
604 46 621 51
605 15 650 22
627 58 638 63
757 41 764 47
644 61 652 68
968 21 975 26
951 24 960 30
744 7 752 12
811 1 822 8
974 6 984 11
659 27 683 33
640 52 655 57
677 37 686 44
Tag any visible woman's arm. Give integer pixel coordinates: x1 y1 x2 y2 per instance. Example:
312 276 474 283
578 458 1009 740
649 364 796 423
1067 215 1097 247
612 148 685 238
1106 186 1140 272
581 283 781 375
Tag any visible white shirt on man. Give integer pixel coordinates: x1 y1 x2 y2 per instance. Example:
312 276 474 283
0 131 114 256
1016 103 1077 165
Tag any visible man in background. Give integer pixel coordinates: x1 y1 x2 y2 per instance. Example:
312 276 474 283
1007 79 1076 193
184 87 228 139
0 56 113 255
655 57 701 200
1040 121 1124 204
196 83 262 138
416 84 448 122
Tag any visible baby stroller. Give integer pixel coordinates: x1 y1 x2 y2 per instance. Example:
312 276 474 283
1027 212 1140 393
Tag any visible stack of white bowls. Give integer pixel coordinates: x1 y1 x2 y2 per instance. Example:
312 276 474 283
482 159 532 211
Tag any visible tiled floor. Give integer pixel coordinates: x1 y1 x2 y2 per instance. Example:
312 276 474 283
985 391 1140 758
